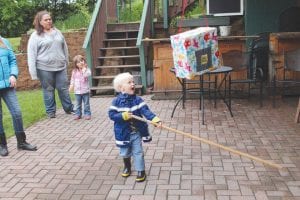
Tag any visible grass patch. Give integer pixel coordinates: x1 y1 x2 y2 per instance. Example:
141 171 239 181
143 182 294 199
3 89 74 138
7 37 21 53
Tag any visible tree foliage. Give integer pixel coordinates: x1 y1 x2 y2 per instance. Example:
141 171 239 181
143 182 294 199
0 0 33 37
0 0 96 37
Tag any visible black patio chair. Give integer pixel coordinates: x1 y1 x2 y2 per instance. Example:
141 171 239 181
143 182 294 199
221 49 264 107
250 33 270 82
272 48 300 107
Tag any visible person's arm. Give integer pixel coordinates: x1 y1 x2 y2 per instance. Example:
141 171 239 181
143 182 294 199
5 39 18 88
5 39 18 78
82 66 91 77
108 99 129 123
69 70 75 92
63 38 69 66
55 28 69 67
27 33 38 80
134 96 161 126
57 29 69 66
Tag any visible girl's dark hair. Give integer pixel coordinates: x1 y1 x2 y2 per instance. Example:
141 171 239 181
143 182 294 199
73 55 86 69
33 10 52 35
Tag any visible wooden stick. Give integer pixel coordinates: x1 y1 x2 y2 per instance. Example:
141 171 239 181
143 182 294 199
132 115 283 169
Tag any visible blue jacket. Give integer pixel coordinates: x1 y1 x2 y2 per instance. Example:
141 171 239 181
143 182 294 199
0 37 18 90
108 93 159 147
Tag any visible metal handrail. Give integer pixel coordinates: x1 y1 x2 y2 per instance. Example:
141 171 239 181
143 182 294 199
82 0 109 87
136 0 153 93
83 0 102 49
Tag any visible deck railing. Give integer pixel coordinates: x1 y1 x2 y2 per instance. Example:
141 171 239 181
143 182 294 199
136 0 153 92
83 0 106 83
83 0 117 86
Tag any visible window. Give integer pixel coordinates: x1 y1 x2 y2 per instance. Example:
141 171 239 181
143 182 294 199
206 0 244 16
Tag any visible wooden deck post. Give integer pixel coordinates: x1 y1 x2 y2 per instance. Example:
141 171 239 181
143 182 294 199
295 97 300 123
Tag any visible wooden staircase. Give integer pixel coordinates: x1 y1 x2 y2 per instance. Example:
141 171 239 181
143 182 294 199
90 23 143 96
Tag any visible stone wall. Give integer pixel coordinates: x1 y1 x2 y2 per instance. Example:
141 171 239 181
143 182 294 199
16 29 87 90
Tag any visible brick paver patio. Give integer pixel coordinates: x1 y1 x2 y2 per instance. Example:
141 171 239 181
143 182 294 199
0 96 299 200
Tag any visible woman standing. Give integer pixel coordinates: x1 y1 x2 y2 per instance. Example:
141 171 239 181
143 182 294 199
0 36 37 156
27 10 74 118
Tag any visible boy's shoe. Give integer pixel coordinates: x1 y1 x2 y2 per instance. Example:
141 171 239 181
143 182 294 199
84 116 91 120
121 157 131 177
121 167 131 177
74 116 81 120
136 171 146 182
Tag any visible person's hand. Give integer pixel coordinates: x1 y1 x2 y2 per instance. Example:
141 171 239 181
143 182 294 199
154 121 162 128
122 112 132 121
9 76 17 88
151 116 161 128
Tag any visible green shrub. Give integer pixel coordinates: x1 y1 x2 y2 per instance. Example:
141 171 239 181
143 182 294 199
119 0 143 22
55 11 91 31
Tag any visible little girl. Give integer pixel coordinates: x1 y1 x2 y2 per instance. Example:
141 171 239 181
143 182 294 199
69 55 92 120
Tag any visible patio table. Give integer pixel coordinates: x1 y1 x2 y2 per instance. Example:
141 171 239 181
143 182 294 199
171 66 233 125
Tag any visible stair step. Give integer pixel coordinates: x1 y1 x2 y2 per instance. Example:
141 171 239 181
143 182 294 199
98 55 140 59
100 46 138 51
93 74 141 79
90 85 143 91
107 23 140 32
106 30 139 33
103 38 137 42
92 23 144 96
96 64 140 69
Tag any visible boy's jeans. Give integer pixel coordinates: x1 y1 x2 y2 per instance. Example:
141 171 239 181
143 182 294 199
75 93 91 117
37 69 73 115
119 132 145 171
0 88 24 135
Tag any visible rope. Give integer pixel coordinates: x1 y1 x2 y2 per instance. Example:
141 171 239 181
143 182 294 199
132 115 283 169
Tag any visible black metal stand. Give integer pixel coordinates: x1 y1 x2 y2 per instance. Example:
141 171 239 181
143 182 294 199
171 66 233 124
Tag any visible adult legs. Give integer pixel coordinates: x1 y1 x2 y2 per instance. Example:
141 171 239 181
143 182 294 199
0 98 8 156
0 132 8 156
2 88 25 133
55 69 74 113
37 69 56 117
1 88 37 151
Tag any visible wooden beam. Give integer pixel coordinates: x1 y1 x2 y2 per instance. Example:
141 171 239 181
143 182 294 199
295 98 300 123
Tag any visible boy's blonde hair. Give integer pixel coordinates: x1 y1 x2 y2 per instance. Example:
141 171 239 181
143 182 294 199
113 72 133 92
